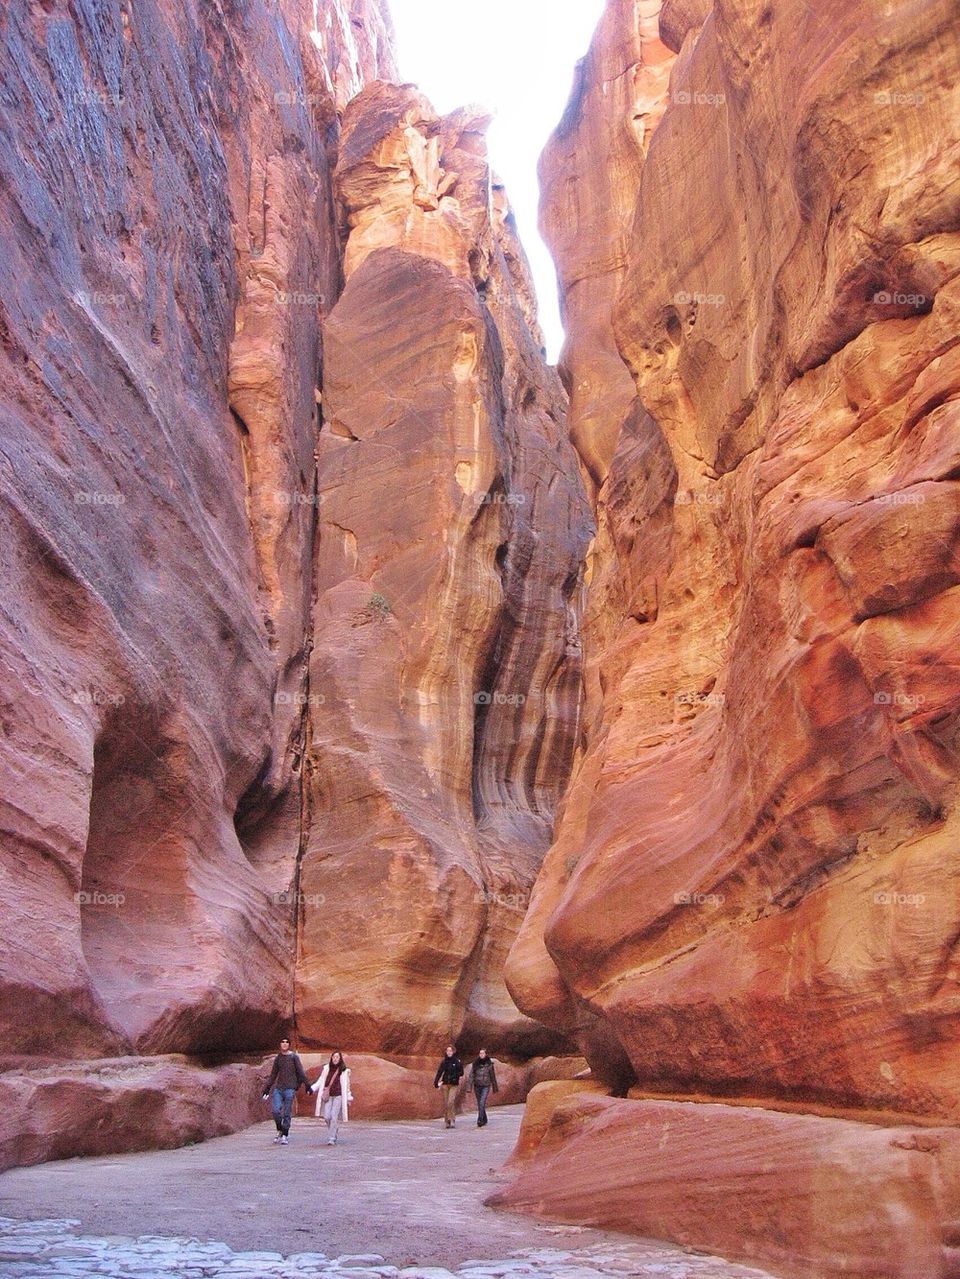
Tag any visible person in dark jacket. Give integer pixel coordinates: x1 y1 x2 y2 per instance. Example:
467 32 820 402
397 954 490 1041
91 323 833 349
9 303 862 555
433 1045 464 1128
469 1048 499 1127
261 1036 311 1144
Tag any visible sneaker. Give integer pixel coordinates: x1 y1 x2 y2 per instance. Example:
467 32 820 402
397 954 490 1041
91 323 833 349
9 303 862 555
327 1138 336 1145
280 1135 289 1145
273 1134 282 1143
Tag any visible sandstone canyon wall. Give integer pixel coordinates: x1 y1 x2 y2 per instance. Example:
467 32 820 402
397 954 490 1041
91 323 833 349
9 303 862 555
501 0 960 1275
0 0 590 1165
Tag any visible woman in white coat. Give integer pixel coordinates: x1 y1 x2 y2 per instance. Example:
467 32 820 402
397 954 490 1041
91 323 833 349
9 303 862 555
309 1051 352 1145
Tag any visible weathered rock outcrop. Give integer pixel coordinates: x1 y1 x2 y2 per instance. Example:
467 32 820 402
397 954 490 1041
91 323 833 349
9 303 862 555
0 0 588 1148
0 1056 268 1173
492 1094 960 1279
502 0 960 1272
296 82 592 1056
0 0 395 1064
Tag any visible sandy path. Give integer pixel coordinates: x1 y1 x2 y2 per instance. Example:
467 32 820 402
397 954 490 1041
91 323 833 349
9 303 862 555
0 1107 776 1277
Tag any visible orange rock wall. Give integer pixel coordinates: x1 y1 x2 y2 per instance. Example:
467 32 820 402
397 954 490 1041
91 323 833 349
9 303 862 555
0 0 589 1085
296 83 591 1057
508 0 960 1121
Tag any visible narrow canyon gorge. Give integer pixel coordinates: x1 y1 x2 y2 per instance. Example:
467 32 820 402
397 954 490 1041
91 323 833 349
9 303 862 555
0 1 958 1277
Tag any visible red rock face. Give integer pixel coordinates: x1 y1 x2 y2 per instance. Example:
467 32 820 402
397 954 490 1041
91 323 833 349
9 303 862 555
502 0 960 1270
491 1093 960 1279
0 0 589 1119
296 82 592 1057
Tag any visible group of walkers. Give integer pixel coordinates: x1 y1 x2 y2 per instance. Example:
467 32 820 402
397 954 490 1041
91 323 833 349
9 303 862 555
263 1037 499 1145
433 1044 499 1127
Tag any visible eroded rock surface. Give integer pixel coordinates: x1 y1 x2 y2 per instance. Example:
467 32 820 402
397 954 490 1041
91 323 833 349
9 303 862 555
296 83 592 1058
0 0 588 1147
503 0 960 1271
0 0 397 1062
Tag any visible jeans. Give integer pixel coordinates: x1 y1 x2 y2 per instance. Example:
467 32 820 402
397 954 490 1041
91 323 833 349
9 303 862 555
475 1084 491 1126
271 1087 296 1136
323 1094 343 1142
441 1083 458 1124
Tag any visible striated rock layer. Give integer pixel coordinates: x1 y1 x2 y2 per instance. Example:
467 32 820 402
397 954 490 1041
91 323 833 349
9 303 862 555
0 0 589 1149
503 0 960 1272
0 0 394 1063
297 82 592 1057
492 1093 960 1279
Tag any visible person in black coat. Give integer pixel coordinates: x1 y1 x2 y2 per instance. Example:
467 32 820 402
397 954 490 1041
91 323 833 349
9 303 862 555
261 1036 311 1144
469 1048 499 1127
433 1045 464 1128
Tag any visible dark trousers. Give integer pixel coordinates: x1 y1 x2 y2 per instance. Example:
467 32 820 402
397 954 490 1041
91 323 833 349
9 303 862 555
475 1084 491 1125
271 1087 296 1135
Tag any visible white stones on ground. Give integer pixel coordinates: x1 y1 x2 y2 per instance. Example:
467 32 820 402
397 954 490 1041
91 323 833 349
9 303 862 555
0 1219 779 1277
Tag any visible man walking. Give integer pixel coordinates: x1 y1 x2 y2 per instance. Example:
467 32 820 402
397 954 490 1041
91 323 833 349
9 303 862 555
262 1035 312 1144
469 1048 499 1127
433 1045 464 1128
